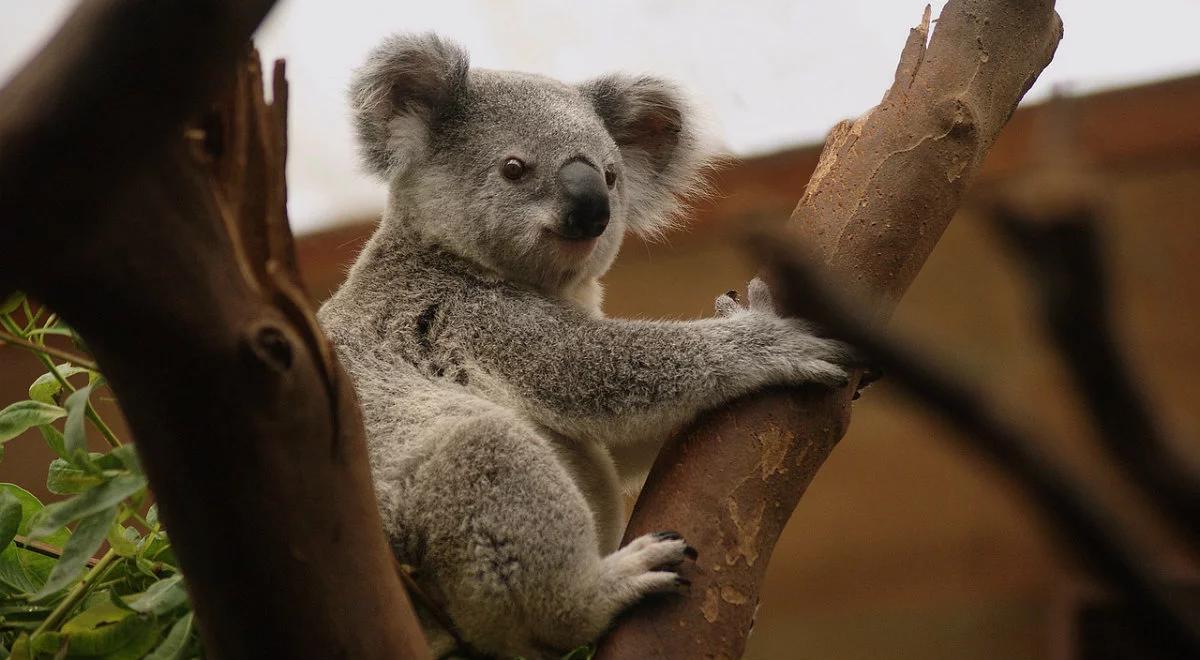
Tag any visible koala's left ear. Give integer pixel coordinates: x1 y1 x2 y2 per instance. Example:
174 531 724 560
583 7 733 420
579 75 718 236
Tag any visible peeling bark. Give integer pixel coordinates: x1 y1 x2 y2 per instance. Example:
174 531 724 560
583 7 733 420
598 2 1063 658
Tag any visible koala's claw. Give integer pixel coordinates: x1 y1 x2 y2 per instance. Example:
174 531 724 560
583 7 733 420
715 277 781 319
747 277 777 315
714 291 743 318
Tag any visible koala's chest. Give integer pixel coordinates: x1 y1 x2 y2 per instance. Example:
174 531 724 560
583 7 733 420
377 295 479 388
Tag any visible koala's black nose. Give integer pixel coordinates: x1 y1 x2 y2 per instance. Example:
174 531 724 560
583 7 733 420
558 160 610 240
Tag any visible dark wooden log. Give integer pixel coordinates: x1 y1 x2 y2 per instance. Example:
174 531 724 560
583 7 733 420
0 2 429 658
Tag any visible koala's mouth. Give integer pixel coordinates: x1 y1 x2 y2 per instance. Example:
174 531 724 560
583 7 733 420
542 228 599 254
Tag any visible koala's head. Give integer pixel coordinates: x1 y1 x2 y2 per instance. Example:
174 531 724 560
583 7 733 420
351 33 716 296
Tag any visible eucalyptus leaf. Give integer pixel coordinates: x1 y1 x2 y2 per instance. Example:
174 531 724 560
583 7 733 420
145 612 194 660
37 424 67 460
7 632 32 660
128 574 188 615
29 473 146 539
0 401 66 443
27 364 90 405
0 490 21 551
109 444 143 475
62 382 94 461
55 599 157 656
28 630 63 655
107 523 139 558
33 506 115 600
0 292 23 315
102 618 164 660
0 485 69 596
61 598 128 633
46 458 105 494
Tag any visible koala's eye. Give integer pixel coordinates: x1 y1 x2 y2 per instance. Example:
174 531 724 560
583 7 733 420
604 168 617 188
501 158 527 181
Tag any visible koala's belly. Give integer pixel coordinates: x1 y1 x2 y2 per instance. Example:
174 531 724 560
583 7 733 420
541 428 625 554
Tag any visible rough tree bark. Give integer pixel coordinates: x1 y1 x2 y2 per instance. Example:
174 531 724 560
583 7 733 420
0 2 428 658
600 2 1063 658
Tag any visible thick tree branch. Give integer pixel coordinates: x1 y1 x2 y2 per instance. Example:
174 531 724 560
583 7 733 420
599 2 1063 658
0 2 428 658
0 0 275 251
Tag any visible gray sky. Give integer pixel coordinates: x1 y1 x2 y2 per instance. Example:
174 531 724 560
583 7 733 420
4 1 1199 233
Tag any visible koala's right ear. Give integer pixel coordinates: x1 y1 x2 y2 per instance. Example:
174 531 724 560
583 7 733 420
349 33 469 179
579 75 718 237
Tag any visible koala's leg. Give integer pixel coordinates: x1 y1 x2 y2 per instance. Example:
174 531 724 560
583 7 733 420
405 407 691 657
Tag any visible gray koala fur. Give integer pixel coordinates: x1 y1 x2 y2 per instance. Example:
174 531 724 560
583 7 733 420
319 32 852 659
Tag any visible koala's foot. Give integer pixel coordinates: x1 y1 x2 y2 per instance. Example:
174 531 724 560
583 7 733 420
595 531 698 599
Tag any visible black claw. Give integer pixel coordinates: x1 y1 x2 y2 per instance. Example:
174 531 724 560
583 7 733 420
674 577 691 589
725 290 738 301
654 530 683 541
683 545 698 561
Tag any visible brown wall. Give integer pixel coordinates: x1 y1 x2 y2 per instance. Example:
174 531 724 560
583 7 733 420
3 74 1199 659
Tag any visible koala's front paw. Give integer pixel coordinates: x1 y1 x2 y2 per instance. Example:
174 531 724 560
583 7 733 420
719 278 857 389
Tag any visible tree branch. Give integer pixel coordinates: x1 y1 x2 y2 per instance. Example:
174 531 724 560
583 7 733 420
599 2 1063 658
0 2 428 658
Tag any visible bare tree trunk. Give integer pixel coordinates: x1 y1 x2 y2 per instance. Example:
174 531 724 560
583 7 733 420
599 2 1063 658
0 2 428 658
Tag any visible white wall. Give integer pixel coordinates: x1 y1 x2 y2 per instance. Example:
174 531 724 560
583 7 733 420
3 1 1198 232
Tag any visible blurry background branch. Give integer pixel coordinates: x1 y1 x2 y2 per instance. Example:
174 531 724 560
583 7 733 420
752 227 1200 656
991 176 1200 557
600 1 1064 658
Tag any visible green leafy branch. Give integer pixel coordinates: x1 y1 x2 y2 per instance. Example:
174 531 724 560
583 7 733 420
0 294 199 660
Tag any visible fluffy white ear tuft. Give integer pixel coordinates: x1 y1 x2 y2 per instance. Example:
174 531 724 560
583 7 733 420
579 75 723 237
349 33 469 179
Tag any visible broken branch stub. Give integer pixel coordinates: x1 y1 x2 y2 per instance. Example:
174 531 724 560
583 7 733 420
599 2 1062 658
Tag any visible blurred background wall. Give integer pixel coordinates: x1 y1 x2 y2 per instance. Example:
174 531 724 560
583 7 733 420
2 2 1199 658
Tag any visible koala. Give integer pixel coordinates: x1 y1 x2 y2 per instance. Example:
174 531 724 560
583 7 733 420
318 33 853 659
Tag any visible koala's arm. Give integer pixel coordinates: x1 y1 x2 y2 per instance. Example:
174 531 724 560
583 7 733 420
452 281 850 447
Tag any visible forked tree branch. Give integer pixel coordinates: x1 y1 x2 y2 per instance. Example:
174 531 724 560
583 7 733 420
0 2 428 658
600 2 1063 657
